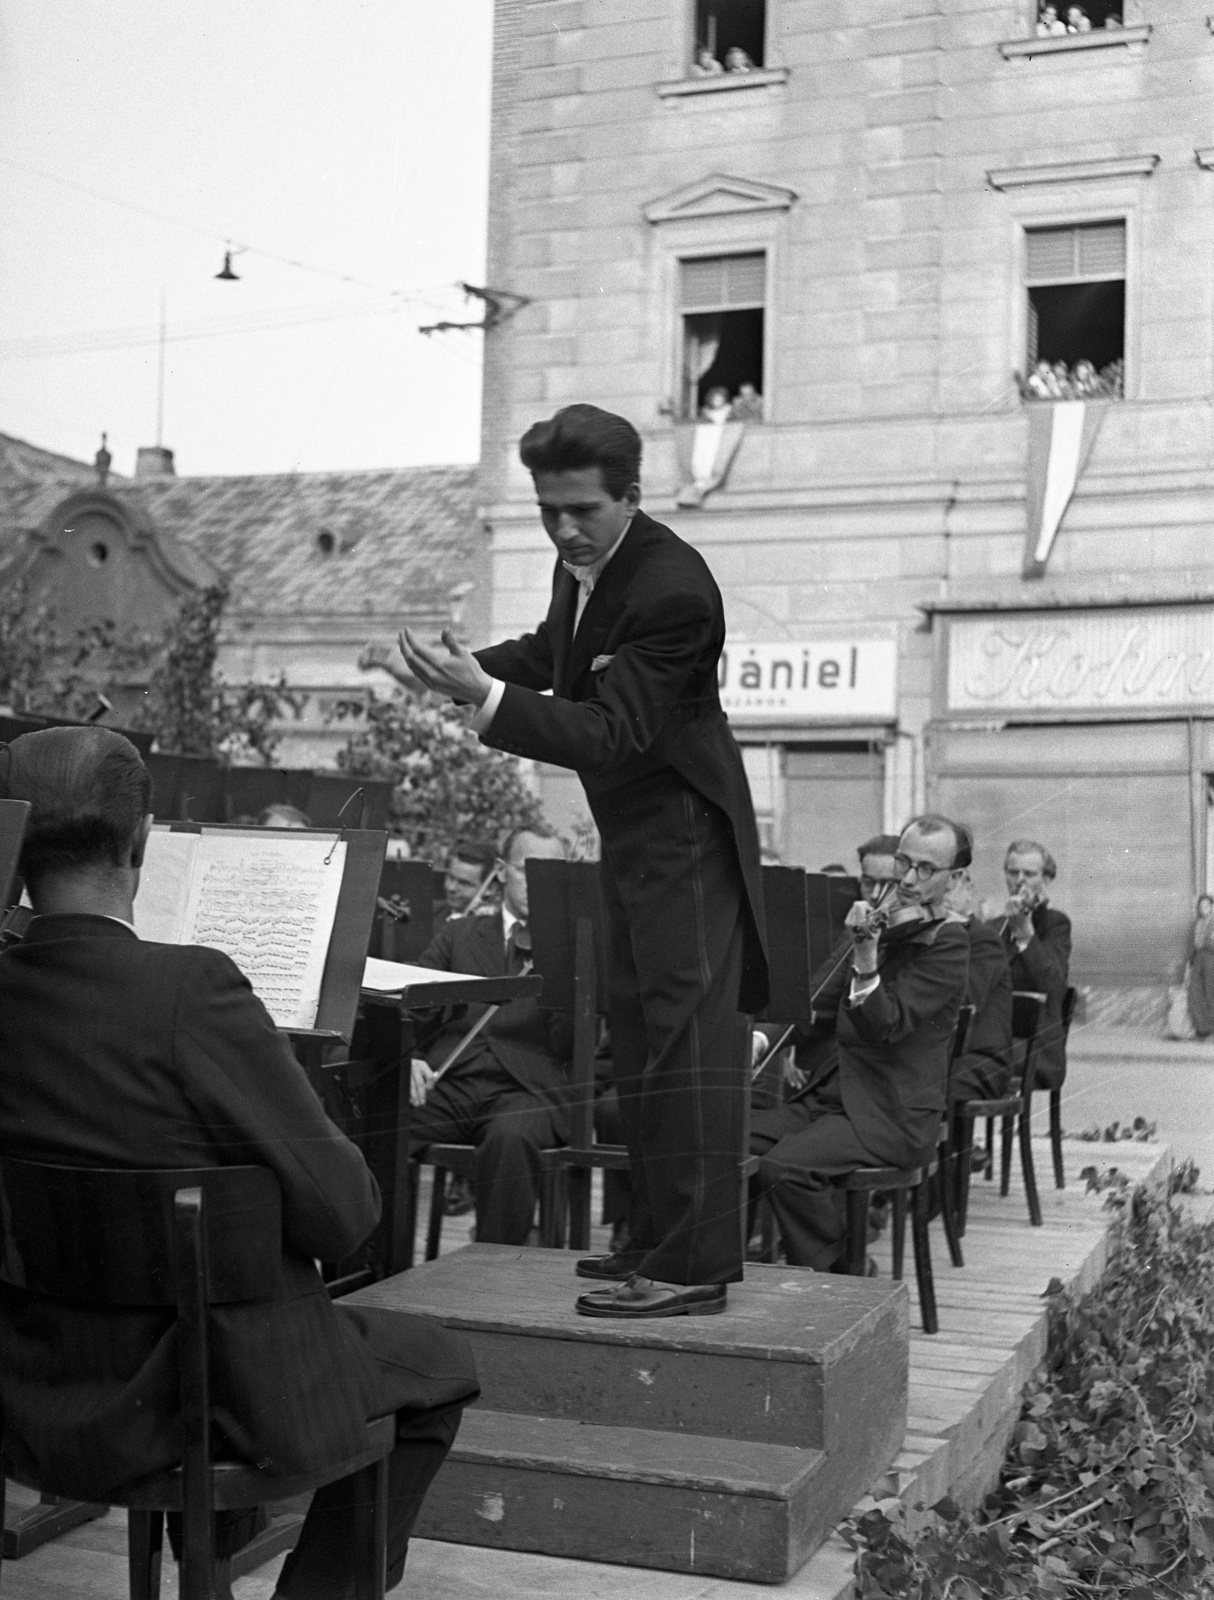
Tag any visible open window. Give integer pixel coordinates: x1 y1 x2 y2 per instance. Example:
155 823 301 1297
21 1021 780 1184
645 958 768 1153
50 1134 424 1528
1022 221 1124 399
1033 0 1122 34
680 253 766 420
693 0 765 72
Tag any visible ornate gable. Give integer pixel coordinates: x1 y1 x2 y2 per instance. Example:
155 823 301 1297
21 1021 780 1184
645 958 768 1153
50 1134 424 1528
644 174 797 225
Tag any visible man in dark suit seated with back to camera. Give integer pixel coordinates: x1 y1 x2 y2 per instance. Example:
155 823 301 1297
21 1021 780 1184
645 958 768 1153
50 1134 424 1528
751 815 971 1271
0 727 478 1600
408 824 573 1246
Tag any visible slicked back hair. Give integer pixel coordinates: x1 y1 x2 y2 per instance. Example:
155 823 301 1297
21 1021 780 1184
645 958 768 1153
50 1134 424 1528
450 838 497 878
1 727 152 886
902 812 973 871
857 833 901 863
518 404 642 501
1005 838 1057 880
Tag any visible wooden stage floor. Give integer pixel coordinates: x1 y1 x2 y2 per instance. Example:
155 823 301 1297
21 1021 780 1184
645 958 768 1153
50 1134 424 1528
1 1139 1170 1600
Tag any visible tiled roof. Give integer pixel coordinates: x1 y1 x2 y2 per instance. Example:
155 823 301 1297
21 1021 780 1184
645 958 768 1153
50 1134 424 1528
0 431 115 537
0 433 479 619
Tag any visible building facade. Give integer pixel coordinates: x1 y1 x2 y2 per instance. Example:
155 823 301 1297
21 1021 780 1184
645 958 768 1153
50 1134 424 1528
475 0 1214 1015
0 433 482 768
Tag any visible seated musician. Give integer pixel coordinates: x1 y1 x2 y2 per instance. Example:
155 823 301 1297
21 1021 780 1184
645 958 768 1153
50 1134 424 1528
946 869 1013 1103
992 838 1072 1090
0 727 479 1600
409 824 573 1246
751 815 971 1270
436 836 499 929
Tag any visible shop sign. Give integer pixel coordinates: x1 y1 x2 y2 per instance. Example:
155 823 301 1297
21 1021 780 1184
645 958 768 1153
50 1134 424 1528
719 639 898 722
948 606 1214 714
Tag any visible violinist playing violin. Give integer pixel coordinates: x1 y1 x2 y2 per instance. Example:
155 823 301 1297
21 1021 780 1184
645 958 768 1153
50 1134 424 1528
993 840 1071 1091
408 825 572 1246
752 815 971 1272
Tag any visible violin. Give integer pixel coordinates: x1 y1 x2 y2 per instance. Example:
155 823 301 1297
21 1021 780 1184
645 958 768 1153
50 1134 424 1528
999 883 1044 935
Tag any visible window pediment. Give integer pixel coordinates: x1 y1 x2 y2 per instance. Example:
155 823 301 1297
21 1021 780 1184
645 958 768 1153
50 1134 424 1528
644 174 797 225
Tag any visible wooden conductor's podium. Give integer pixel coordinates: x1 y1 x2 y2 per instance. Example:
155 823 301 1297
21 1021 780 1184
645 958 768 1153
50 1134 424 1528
524 861 846 1251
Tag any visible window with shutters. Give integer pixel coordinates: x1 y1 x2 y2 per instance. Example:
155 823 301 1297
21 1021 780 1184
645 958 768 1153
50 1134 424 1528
1021 221 1125 400
679 252 766 420
693 0 765 73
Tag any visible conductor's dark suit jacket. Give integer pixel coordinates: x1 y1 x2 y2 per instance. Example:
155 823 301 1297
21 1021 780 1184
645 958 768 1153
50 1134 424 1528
0 914 477 1502
807 915 971 1166
997 903 1072 1090
949 916 1014 1101
414 910 573 1113
474 509 768 1012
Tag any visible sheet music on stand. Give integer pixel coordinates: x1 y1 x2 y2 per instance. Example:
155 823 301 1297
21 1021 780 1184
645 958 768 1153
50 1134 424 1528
134 824 384 1040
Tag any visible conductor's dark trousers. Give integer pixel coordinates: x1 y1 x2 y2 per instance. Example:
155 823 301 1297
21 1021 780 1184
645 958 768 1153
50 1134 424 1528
593 770 749 1286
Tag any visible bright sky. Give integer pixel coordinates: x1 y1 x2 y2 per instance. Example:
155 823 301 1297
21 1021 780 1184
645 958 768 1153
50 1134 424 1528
0 2 493 476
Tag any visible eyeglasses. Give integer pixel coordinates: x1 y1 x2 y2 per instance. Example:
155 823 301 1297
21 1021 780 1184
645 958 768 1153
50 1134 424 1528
895 852 950 883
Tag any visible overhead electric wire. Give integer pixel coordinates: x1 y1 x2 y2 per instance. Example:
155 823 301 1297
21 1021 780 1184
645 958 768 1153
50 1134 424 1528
0 155 457 304
0 296 451 361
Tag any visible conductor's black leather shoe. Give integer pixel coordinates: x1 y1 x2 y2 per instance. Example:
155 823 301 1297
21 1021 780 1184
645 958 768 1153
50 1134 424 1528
576 1276 727 1318
575 1250 645 1281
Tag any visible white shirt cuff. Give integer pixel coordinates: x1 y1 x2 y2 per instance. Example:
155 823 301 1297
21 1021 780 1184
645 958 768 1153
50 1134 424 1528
847 970 881 1007
470 678 506 734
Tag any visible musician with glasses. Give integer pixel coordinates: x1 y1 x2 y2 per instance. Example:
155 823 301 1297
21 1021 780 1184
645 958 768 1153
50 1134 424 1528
752 815 970 1271
993 839 1071 1091
408 825 574 1246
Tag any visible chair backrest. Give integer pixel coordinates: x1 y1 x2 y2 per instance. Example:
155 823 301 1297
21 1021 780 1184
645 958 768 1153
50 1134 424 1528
1060 984 1078 1040
1011 989 1046 1044
951 1004 975 1064
0 1159 283 1307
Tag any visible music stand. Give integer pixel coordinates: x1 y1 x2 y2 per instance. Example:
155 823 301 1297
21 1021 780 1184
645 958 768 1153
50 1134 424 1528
373 860 441 961
166 822 387 1047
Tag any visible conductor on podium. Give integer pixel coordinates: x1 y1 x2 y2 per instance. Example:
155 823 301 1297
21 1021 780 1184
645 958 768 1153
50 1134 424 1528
396 404 768 1318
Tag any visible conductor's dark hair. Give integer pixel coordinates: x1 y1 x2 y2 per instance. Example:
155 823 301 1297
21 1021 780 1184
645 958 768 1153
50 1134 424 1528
902 812 973 871
1 726 152 886
1005 838 1057 880
857 834 901 863
518 404 642 500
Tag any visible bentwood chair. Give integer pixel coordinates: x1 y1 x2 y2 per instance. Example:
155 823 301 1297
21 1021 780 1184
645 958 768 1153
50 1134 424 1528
0 1159 394 1600
953 990 1047 1232
1049 986 1079 1190
835 1005 973 1336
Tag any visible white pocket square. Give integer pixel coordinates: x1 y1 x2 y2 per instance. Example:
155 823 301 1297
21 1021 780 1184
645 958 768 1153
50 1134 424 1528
590 654 615 672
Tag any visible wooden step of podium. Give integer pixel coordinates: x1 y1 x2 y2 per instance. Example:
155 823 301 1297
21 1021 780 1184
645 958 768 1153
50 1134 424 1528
351 1245 906 1453
346 1245 911 1581
414 1409 829 1584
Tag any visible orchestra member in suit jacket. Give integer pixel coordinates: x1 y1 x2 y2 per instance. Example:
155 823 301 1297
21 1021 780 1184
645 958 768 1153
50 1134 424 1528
946 871 1013 1103
395 404 768 1318
409 825 572 1245
996 839 1072 1090
0 727 478 1600
751 815 971 1271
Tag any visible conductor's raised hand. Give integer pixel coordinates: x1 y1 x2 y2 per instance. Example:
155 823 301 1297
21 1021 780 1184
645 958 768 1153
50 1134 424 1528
359 640 417 689
398 627 493 708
